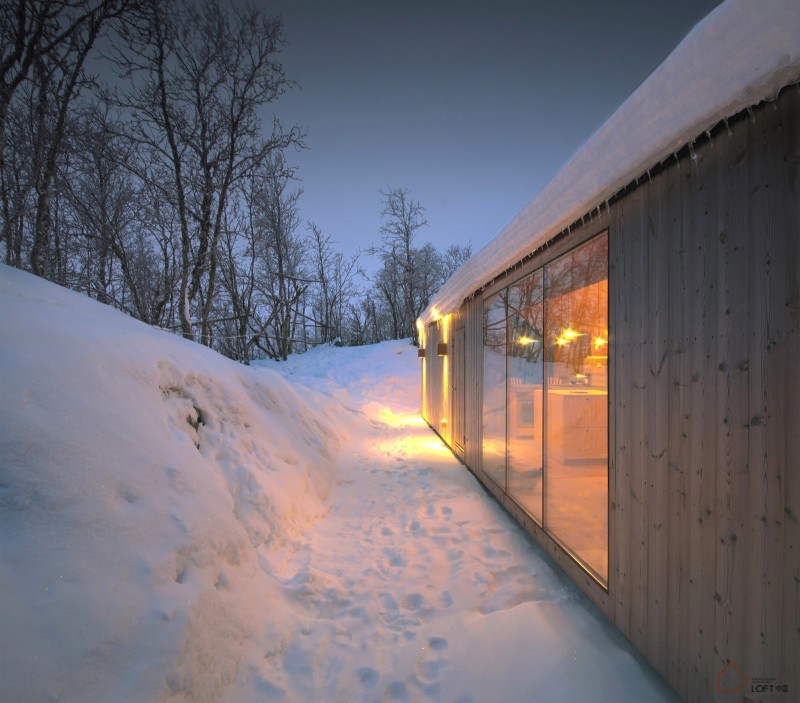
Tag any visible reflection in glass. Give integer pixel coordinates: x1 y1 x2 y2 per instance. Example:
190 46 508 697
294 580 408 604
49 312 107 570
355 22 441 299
506 271 544 522
544 233 608 581
482 292 507 489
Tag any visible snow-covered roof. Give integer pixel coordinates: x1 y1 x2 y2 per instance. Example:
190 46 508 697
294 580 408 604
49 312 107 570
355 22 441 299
420 0 800 325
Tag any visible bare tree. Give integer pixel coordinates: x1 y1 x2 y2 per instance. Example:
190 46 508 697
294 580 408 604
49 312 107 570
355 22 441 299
441 242 472 279
247 157 309 360
371 187 429 342
0 94 30 266
109 0 302 341
306 221 361 344
0 0 128 274
62 104 176 324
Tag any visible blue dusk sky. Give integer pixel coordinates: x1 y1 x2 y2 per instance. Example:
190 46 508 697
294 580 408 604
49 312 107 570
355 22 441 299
267 0 723 266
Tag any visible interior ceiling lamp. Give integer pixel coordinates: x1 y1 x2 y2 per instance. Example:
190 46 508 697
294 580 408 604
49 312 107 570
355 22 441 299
517 335 538 345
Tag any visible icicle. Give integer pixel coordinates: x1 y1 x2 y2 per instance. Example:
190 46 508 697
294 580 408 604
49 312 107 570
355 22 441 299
747 106 755 124
673 151 680 168
605 198 610 212
723 117 732 138
688 141 698 164
705 130 713 147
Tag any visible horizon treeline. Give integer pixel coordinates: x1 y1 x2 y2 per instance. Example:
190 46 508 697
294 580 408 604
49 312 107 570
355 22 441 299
0 0 471 361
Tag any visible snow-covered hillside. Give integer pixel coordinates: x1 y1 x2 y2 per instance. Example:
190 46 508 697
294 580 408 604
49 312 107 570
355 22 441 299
0 265 678 702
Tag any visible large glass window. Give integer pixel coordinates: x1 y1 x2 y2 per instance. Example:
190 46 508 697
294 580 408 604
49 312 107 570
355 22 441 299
506 271 544 523
544 234 608 581
481 232 608 584
482 292 508 489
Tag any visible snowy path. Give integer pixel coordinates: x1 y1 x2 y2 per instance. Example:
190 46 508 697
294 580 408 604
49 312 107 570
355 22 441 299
258 344 680 703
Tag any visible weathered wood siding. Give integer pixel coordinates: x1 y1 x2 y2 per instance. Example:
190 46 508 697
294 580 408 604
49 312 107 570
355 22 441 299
609 87 799 702
422 86 799 703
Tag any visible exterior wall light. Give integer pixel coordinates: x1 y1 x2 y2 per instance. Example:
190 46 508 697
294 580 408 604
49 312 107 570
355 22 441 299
437 343 448 356
418 348 426 358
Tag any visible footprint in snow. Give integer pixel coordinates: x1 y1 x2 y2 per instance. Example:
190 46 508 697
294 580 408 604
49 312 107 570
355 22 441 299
400 593 424 612
415 643 446 684
382 681 409 701
357 667 379 689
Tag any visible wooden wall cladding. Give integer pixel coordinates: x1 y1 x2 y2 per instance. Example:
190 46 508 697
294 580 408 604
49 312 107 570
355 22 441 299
609 87 799 702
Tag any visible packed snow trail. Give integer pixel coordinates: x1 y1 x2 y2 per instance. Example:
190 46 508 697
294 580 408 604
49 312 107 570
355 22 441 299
256 344 679 703
0 265 678 702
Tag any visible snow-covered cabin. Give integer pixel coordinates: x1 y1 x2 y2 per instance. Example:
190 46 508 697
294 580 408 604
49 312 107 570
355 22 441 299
417 1 800 701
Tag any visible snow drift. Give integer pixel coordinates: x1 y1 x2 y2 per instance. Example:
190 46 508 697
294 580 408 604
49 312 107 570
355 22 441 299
0 264 347 701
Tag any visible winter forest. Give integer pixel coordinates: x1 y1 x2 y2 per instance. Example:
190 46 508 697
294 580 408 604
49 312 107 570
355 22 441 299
0 0 472 360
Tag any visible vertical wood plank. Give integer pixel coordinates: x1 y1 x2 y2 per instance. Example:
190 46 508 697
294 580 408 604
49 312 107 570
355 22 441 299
780 88 800 699
645 166 671 677
665 157 690 696
685 133 718 703
607 221 619 609
629 186 649 653
713 108 750 699
611 196 632 636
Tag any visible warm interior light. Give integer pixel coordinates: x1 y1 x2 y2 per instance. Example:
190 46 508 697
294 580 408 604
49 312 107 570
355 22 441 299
555 336 569 347
562 327 584 340
593 336 607 348
517 335 537 345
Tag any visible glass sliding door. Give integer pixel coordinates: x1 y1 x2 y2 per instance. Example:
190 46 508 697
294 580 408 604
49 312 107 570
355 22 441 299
482 291 508 489
544 233 609 582
506 271 544 523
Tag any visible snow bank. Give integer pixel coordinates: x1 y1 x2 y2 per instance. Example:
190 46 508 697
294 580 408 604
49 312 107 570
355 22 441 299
0 264 346 701
420 0 800 323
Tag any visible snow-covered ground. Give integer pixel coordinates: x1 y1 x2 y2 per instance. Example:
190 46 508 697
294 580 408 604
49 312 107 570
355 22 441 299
0 264 678 702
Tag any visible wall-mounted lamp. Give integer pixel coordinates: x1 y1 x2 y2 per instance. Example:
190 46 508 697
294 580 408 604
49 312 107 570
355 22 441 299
418 348 426 358
437 343 448 356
